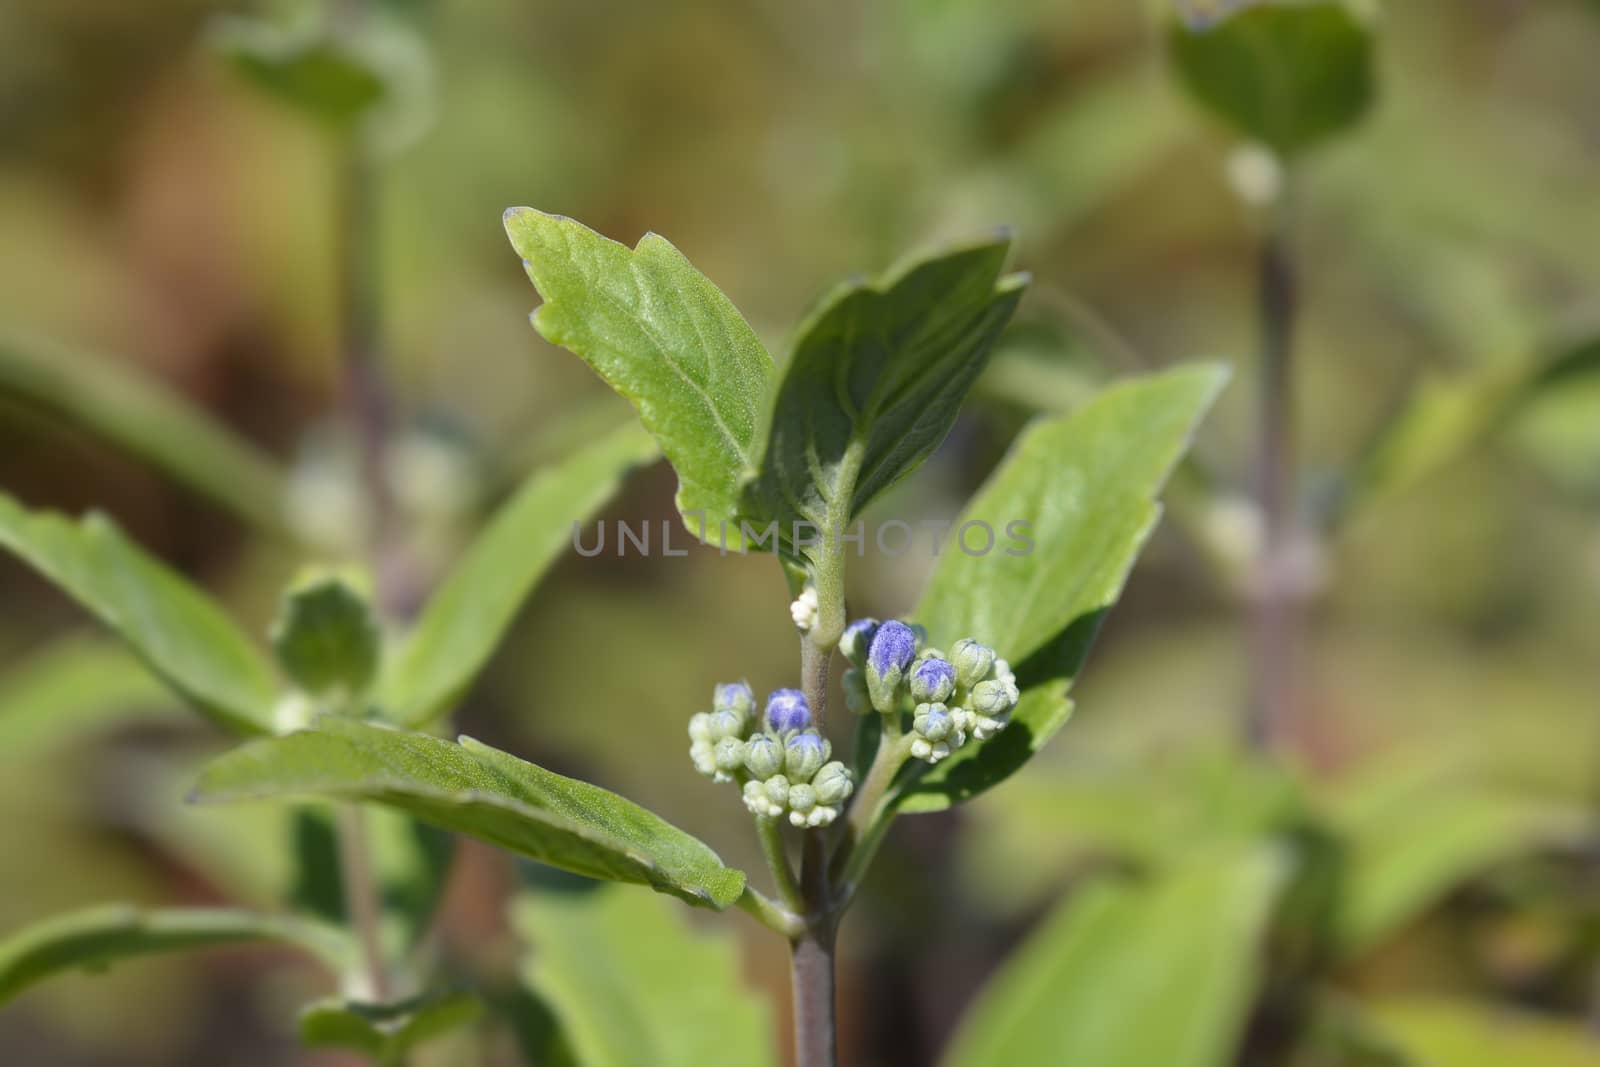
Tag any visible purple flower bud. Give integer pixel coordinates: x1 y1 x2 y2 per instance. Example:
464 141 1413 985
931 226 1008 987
765 688 811 732
868 621 917 677
909 657 956 704
840 617 881 667
713 681 756 718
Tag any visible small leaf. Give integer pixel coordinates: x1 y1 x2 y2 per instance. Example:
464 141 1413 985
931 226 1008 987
504 209 773 542
514 885 778 1067
0 635 178 760
0 329 287 534
0 492 280 734
381 422 657 726
300 989 483 1065
942 845 1288 1067
901 365 1228 810
1369 997 1600 1067
271 574 381 700
0 905 351 1005
742 237 1026 553
193 718 747 909
1169 1 1375 158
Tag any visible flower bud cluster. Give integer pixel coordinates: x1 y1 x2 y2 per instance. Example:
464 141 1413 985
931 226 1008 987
688 682 854 828
841 619 1021 764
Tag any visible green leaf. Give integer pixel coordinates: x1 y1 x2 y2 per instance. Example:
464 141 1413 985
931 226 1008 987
1323 777 1585 960
503 209 773 542
0 492 280 734
514 885 777 1067
943 845 1287 1067
0 635 178 760
0 330 287 534
742 237 1026 553
0 905 351 1005
192 718 747 909
1368 997 1600 1067
1169 1 1375 158
902 365 1229 810
380 423 656 726
271 574 381 701
299 989 483 1065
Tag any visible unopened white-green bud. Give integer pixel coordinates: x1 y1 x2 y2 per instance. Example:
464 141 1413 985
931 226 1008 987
970 679 1016 717
762 775 791 809
951 638 996 689
787 783 817 823
688 712 714 744
784 732 830 781
910 736 951 763
744 734 784 779
708 708 746 741
913 702 955 742
713 737 747 779
743 779 786 818
812 761 854 806
842 668 872 716
690 740 717 777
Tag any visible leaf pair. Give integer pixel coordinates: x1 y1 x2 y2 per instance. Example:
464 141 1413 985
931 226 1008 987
504 209 1026 559
0 422 657 734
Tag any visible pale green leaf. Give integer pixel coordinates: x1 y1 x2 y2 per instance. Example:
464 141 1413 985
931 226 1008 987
0 905 352 1005
0 492 279 734
271 574 381 700
943 845 1287 1067
902 365 1229 810
0 330 286 534
0 635 178 760
514 886 777 1067
299 989 483 1065
192 718 747 909
380 422 658 726
1169 1 1375 158
503 209 772 541
1369 997 1600 1067
742 237 1026 553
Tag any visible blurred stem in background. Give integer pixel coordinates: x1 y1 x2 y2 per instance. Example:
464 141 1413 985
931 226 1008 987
1247 182 1303 753
331 0 402 1012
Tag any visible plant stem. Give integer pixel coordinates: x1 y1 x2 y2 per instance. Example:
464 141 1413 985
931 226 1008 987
832 730 912 902
336 804 391 1001
756 814 805 915
1246 219 1302 751
792 831 838 1067
735 885 804 939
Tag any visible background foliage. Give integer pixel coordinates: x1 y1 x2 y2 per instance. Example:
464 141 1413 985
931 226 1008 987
1 1 1598 1065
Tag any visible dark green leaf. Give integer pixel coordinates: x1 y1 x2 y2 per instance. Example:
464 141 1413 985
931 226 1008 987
0 905 351 1005
299 989 483 1065
271 574 381 700
515 886 777 1067
193 718 747 909
380 423 657 726
504 209 772 541
902 365 1229 810
0 330 287 534
742 237 1026 554
942 845 1287 1067
0 492 279 734
1169 1 1375 157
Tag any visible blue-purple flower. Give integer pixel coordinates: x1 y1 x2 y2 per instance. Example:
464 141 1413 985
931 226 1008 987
765 688 811 732
909 656 956 704
840 617 881 668
865 620 918 711
713 681 756 719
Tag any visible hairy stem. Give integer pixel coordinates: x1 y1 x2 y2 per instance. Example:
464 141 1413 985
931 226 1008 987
736 885 804 939
336 804 391 1000
1246 221 1302 751
756 814 804 915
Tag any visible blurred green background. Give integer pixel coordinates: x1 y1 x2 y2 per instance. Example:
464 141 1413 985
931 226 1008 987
2 1 1599 1064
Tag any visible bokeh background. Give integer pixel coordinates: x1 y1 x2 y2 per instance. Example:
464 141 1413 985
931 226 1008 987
2 1 1599 1064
